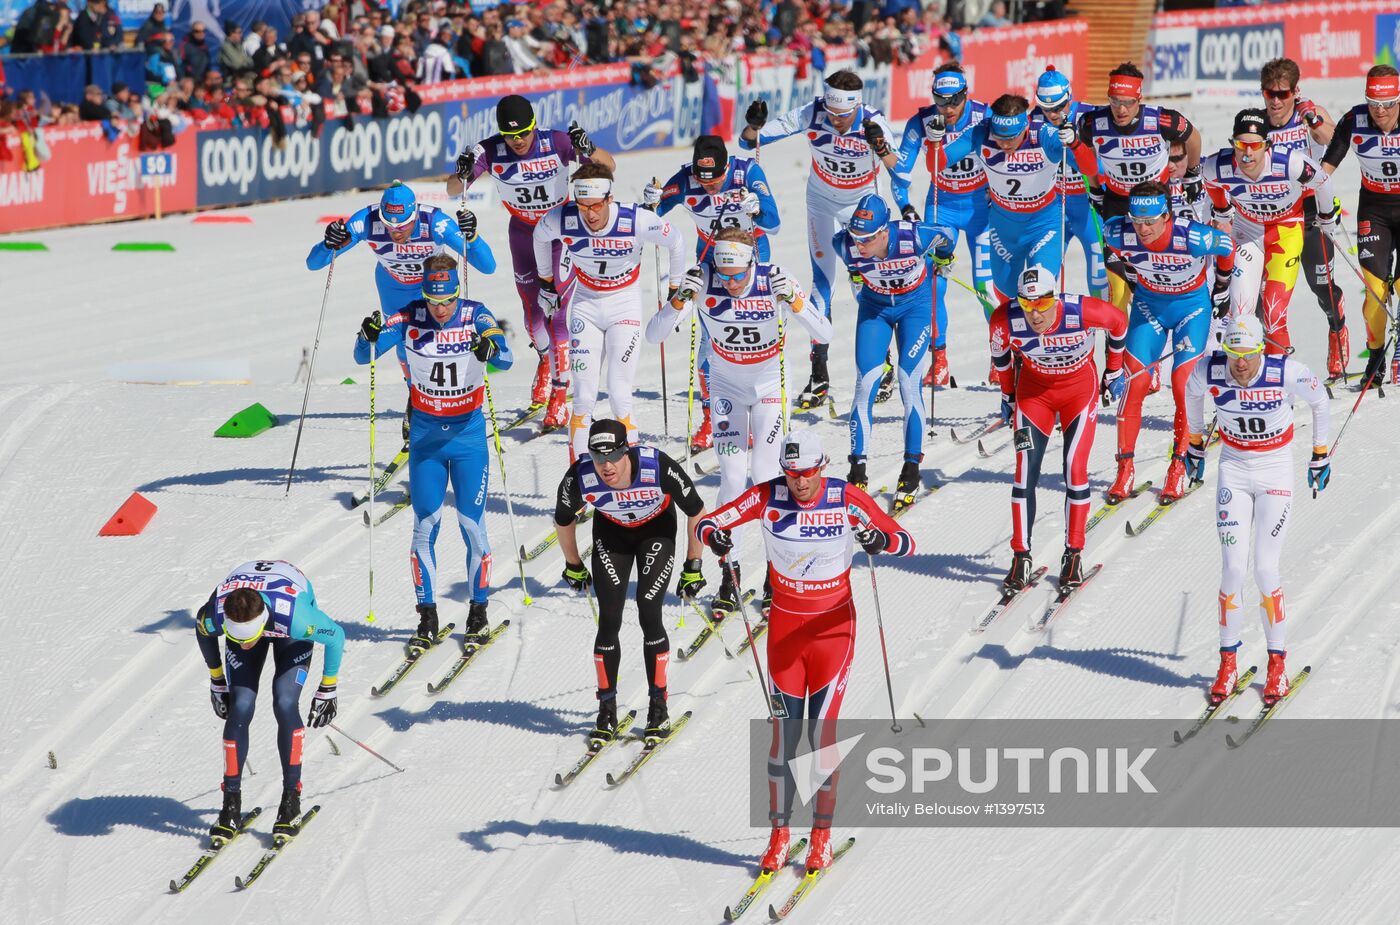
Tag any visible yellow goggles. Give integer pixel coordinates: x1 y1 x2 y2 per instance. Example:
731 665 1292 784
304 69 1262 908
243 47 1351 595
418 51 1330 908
501 117 537 137
423 288 460 305
1018 294 1056 313
1222 341 1264 358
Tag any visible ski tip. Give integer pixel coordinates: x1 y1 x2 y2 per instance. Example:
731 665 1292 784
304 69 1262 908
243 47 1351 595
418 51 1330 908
1225 734 1241 749
1171 730 1184 745
553 773 566 787
605 773 619 786
724 907 737 921
518 545 527 560
234 876 247 890
168 880 180 893
768 904 781 921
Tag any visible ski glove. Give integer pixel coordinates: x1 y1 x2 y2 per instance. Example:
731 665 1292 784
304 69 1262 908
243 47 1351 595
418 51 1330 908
538 278 560 318
676 265 706 303
1315 205 1340 239
923 113 945 144
1182 165 1204 204
675 558 706 598
1087 185 1105 213
473 334 498 364
901 204 921 222
703 527 733 558
1100 367 1126 404
1211 267 1232 318
999 392 1015 424
641 179 663 208
855 526 888 556
862 119 891 157
457 208 477 241
740 189 762 216
455 147 476 180
360 311 383 343
563 560 591 591
568 120 596 157
1308 448 1331 491
1056 124 1076 147
745 99 768 131
1296 98 1322 128
324 219 350 249
210 678 230 719
770 267 799 303
1185 437 1207 482
307 684 337 728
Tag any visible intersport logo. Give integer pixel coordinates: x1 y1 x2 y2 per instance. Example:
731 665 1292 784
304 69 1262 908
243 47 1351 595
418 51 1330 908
201 132 321 194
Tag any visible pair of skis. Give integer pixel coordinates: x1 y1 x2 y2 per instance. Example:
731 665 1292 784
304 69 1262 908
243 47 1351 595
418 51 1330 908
552 710 692 788
970 563 1103 635
722 837 857 920
169 805 320 893
1172 665 1312 747
675 591 756 661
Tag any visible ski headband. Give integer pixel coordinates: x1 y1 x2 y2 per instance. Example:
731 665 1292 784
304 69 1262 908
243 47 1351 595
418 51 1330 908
823 81 861 113
223 605 268 643
932 71 967 101
572 177 612 200
988 110 1028 138
1129 192 1169 219
1367 73 1400 104
422 266 460 300
1107 74 1143 99
712 240 755 269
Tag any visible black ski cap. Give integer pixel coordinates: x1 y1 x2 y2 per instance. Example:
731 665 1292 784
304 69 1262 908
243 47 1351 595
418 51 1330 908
497 94 535 134
692 135 728 181
587 419 629 462
1232 108 1269 138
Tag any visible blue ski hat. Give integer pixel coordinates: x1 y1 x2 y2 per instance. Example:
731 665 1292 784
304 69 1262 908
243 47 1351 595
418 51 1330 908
379 180 417 227
932 69 968 103
422 263 460 301
1036 65 1073 110
846 193 889 239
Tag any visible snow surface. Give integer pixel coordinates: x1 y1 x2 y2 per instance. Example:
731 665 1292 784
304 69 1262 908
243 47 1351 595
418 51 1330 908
4 78 1399 924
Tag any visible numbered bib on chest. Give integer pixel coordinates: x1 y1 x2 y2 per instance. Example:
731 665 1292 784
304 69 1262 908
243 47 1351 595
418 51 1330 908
562 205 644 291
1009 298 1096 374
1207 355 1295 451
1120 220 1209 294
1347 107 1400 194
489 135 570 224
367 209 443 282
845 224 927 296
578 446 669 525
403 306 486 416
701 266 782 365
984 143 1058 212
215 560 306 637
1092 107 1170 195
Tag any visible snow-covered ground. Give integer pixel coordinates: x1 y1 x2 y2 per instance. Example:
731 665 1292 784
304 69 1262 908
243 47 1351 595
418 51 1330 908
4 78 1398 923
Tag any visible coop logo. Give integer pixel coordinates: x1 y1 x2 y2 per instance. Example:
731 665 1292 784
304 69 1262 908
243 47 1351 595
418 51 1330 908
1297 21 1360 79
384 111 444 171
1197 24 1284 82
329 122 383 180
262 131 321 187
200 134 259 194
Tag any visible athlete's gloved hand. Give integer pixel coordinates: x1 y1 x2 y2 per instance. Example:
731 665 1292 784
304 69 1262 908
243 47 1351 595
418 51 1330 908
901 204 921 222
999 391 1015 424
568 120 596 157
360 311 383 343
703 526 733 558
745 99 768 131
676 265 706 303
457 208 477 242
538 278 560 318
1185 437 1207 482
455 146 476 180
1087 185 1105 213
923 112 945 144
324 219 350 249
1296 97 1322 128
307 683 337 728
1316 205 1340 239
855 525 889 555
210 678 230 719
473 333 499 364
862 119 892 157
771 267 800 303
1211 267 1232 318
740 189 762 216
930 250 956 277
1211 203 1235 230
675 558 706 598
641 179 663 209
1183 165 1204 203
1308 448 1332 491
1100 366 1126 404
562 560 591 592
849 271 867 293
1056 123 1076 147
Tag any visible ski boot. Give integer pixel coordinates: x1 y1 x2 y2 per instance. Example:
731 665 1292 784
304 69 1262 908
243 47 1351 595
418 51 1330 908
644 688 669 743
805 827 833 871
210 788 241 843
1003 550 1033 593
272 785 302 840
589 695 618 746
1209 646 1239 704
846 458 868 491
760 825 791 872
1106 453 1135 504
401 399 413 445
464 601 490 644
530 353 551 406
690 404 713 453
760 575 773 618
409 603 439 652
1262 650 1290 705
1147 363 1161 395
1058 547 1084 590
1361 342 1388 389
932 347 950 387
1326 327 1348 381
541 383 569 430
874 354 895 404
714 562 742 617
795 356 830 411
1160 454 1188 502
892 460 921 512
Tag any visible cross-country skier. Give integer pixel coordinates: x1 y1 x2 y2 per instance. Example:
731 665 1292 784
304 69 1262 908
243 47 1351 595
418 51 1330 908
1102 181 1235 504
534 163 687 459
645 228 831 614
739 69 898 411
695 429 914 872
1321 65 1400 387
891 62 989 383
643 134 781 452
354 255 512 652
448 95 616 430
991 267 1127 591
1167 138 1208 223
195 559 346 841
554 419 707 741
1259 57 1349 379
1201 108 1339 356
1184 315 1330 705
832 193 956 509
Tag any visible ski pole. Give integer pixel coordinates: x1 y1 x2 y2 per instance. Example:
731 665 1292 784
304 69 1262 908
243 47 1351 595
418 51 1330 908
367 326 378 624
929 144 940 437
327 722 405 773
285 254 335 493
686 309 698 466
846 504 901 733
483 374 532 605
1329 319 1398 471
778 315 789 435
948 273 997 314
724 556 784 720
686 598 736 659
645 177 671 441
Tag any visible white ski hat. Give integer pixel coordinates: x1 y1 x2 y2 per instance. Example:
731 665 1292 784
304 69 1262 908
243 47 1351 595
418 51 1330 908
780 429 828 473
1222 314 1265 356
1017 265 1057 300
